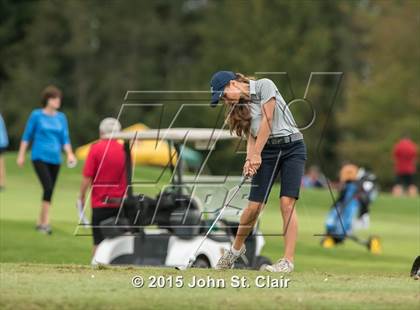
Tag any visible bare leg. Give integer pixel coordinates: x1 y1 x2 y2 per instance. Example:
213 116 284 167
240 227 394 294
408 185 418 197
232 201 264 251
280 196 298 262
92 245 97 257
38 200 51 226
392 185 403 197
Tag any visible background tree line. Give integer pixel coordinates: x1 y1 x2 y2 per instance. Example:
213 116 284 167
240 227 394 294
1 0 418 186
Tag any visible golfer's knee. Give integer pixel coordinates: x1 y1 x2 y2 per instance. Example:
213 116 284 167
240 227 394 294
280 197 296 214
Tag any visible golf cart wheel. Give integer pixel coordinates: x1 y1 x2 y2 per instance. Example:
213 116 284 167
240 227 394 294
321 236 336 249
192 256 210 268
255 256 272 271
368 236 382 255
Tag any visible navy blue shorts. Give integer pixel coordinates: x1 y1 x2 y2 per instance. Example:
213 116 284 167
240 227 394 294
248 139 307 203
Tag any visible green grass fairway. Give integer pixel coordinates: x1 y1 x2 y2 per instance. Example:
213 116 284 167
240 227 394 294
1 263 418 310
1 153 419 309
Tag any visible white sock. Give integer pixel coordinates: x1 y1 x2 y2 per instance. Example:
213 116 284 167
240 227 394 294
230 245 243 256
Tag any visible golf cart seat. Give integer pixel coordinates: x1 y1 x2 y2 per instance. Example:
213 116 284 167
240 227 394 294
155 190 202 239
99 216 132 239
100 190 203 240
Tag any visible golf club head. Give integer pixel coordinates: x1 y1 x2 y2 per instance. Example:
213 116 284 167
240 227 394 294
176 177 248 272
174 257 195 271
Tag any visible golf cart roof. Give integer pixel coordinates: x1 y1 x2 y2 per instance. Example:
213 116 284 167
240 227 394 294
106 128 239 149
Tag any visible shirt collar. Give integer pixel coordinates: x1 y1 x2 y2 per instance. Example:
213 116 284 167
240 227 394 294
249 80 257 95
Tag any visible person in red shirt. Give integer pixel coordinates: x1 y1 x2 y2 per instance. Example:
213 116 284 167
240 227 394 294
79 118 127 256
392 136 418 197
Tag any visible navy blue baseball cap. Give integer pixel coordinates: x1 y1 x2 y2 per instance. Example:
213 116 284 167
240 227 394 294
210 71 236 106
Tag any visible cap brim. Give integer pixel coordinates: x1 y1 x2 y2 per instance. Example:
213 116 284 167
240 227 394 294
210 90 223 107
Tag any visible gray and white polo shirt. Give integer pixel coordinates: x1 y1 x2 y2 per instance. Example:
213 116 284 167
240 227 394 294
248 78 300 138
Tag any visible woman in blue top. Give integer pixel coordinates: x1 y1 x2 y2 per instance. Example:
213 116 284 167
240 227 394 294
17 85 76 234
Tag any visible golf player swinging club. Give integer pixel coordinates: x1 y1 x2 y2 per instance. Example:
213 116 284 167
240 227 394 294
210 71 306 273
176 71 306 272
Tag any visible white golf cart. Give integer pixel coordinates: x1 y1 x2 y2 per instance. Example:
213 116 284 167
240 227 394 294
91 128 271 269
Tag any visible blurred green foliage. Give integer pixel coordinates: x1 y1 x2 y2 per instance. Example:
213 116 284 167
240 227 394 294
0 0 418 186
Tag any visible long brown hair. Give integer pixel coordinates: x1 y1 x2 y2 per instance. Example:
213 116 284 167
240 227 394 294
225 73 254 137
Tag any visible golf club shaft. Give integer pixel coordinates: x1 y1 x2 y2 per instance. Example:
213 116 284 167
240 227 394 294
187 175 248 267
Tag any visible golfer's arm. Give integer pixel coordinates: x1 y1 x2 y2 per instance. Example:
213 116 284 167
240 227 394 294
253 98 275 155
246 135 256 160
79 176 92 200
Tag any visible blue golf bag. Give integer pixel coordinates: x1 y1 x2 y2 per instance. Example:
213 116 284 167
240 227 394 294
325 169 378 243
